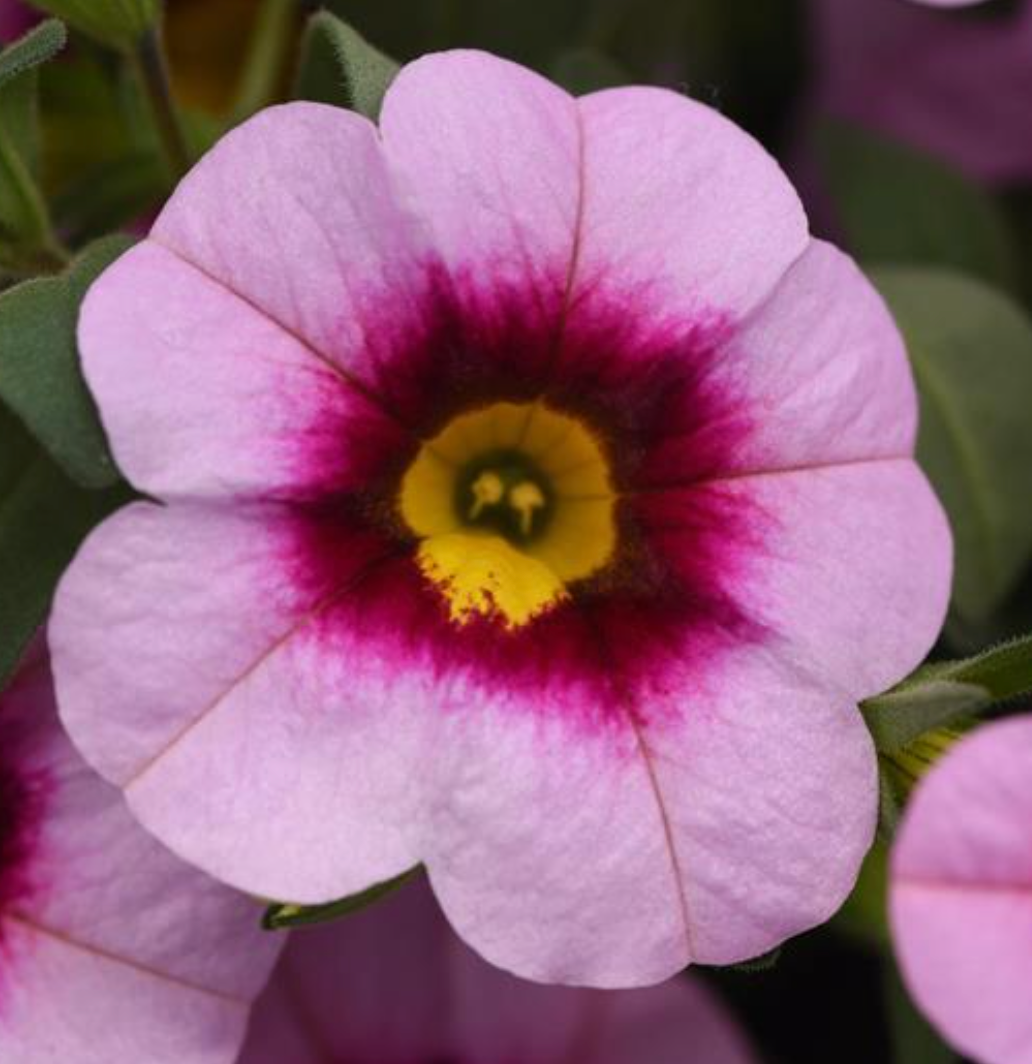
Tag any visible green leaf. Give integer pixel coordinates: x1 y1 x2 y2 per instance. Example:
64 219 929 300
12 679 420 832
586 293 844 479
0 405 127 690
0 19 67 92
262 868 418 931
294 11 399 120
920 633 1032 702
819 122 1017 290
550 47 628 94
865 635 1032 831
872 267 1032 622
25 0 158 52
862 679 988 754
0 235 133 488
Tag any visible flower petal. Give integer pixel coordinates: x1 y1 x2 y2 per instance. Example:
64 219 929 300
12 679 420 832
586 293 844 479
891 718 1032 1064
424 710 689 986
50 502 430 903
79 241 411 502
0 656 282 1064
634 460 953 700
424 647 877 978
150 102 430 403
575 85 809 321
379 50 581 328
647 239 918 483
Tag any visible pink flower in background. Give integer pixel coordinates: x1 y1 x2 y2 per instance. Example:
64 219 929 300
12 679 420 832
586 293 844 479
51 49 950 987
241 877 760 1064
891 717 1032 1064
0 0 35 42
0 646 283 1064
808 0 1032 183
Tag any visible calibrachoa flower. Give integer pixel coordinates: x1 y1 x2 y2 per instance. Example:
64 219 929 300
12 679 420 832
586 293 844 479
240 876 760 1064
0 645 283 1064
890 718 1032 1064
51 50 951 986
807 0 1032 183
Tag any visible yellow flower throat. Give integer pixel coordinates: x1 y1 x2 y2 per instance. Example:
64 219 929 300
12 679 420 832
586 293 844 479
399 402 617 629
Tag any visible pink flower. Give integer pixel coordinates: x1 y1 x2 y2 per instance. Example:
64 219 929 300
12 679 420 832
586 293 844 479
0 0 35 42
51 50 951 986
890 717 1032 1064
240 876 760 1064
0 646 283 1064
807 0 1032 183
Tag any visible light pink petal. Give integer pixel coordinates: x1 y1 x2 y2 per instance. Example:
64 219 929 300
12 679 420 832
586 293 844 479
0 658 283 1064
150 102 430 399
50 502 428 902
79 241 409 501
635 460 953 701
379 50 581 319
240 876 758 1064
573 85 808 321
713 239 918 474
891 717 1032 1064
425 646 876 979
432 460 941 977
423 711 690 986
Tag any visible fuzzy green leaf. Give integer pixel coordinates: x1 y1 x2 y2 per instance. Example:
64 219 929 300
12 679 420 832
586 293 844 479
873 267 1032 622
25 0 157 52
294 10 399 120
0 235 133 488
862 680 988 755
0 18 66 91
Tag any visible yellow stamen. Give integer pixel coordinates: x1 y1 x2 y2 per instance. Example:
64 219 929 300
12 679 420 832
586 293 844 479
508 480 546 538
468 471 505 520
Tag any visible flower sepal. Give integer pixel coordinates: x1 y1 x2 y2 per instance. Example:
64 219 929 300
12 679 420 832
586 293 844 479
294 9 398 120
861 631 1032 755
262 867 419 931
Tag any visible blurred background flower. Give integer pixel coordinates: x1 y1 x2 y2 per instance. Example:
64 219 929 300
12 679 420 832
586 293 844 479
891 717 1032 1064
804 0 1032 185
242 877 761 1064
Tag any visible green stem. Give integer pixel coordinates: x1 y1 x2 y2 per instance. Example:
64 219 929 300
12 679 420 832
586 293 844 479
130 25 190 180
229 0 296 124
0 136 70 273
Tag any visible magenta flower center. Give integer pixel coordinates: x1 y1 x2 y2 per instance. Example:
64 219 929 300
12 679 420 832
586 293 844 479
279 264 767 733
